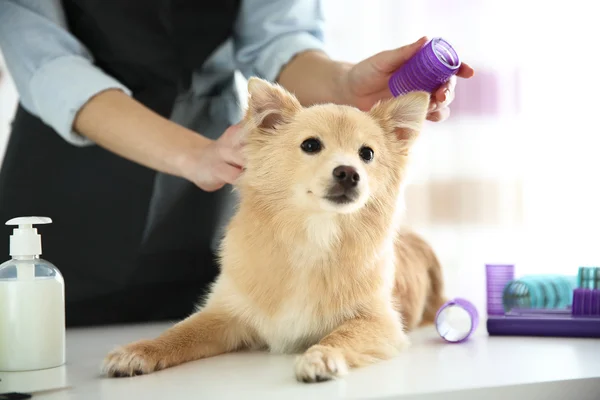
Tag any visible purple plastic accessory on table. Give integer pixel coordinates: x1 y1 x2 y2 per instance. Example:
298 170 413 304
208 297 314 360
485 264 515 315
435 298 479 343
487 289 600 338
389 37 461 97
572 288 600 316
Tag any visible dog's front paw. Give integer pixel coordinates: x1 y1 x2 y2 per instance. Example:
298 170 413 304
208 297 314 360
102 339 167 377
294 345 348 383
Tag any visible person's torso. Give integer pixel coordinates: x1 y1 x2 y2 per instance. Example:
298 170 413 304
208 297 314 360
0 0 243 326
62 0 241 117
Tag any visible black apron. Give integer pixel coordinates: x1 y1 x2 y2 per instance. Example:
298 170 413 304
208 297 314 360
0 0 241 326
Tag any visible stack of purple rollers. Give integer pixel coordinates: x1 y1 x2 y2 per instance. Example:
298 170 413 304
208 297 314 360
486 264 515 315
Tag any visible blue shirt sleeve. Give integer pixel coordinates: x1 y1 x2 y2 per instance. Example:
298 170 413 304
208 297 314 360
233 0 326 82
0 0 327 147
0 0 131 146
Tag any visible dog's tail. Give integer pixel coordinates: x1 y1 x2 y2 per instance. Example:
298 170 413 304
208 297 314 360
419 242 446 326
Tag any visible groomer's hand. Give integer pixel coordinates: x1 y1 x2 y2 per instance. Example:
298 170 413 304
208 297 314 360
339 36 475 122
183 124 246 192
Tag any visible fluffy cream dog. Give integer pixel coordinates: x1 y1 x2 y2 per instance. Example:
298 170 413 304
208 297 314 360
103 78 445 383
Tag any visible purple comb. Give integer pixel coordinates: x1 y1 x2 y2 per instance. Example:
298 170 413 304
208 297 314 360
485 264 515 315
487 289 600 338
389 37 461 96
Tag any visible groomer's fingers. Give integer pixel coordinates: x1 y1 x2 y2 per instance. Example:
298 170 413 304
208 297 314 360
426 107 451 122
217 162 243 185
434 76 457 104
457 62 475 78
220 146 245 169
363 36 429 74
219 125 246 168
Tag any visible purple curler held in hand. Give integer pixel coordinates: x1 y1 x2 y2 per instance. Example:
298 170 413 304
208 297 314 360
389 37 461 96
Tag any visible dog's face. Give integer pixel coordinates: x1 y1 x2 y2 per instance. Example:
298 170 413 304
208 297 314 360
240 78 429 215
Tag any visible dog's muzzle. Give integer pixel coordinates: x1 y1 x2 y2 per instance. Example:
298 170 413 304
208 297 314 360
325 165 360 204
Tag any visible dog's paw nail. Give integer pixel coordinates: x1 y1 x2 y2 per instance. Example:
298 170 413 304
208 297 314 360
326 357 338 373
102 340 165 378
294 345 348 383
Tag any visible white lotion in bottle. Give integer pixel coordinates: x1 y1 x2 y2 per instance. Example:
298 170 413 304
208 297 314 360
0 216 66 371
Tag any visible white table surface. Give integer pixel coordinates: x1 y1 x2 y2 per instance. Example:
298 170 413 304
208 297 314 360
1 321 599 400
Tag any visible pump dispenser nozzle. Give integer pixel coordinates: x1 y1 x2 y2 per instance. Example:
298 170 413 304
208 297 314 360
6 216 52 258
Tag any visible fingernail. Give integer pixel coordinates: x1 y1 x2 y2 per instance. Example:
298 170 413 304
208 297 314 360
428 102 437 112
442 89 449 102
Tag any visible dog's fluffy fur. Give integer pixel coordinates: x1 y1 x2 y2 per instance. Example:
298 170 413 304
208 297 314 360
102 78 446 382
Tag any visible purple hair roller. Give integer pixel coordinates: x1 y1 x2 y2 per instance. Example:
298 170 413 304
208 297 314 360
435 298 479 343
389 37 461 96
485 264 515 315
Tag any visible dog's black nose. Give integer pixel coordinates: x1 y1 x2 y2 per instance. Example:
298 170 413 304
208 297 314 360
332 165 360 188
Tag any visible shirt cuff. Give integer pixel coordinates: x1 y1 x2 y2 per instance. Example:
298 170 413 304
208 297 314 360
29 55 132 146
252 32 326 82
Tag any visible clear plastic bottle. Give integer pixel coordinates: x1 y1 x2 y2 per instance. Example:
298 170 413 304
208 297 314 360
0 216 65 371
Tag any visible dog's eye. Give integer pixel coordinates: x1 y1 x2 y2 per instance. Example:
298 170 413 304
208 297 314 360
359 146 374 163
301 138 322 154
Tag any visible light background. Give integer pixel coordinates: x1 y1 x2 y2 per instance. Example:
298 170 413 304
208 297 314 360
1 0 598 309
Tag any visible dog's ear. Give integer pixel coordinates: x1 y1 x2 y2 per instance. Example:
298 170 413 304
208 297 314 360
246 77 301 131
369 91 430 148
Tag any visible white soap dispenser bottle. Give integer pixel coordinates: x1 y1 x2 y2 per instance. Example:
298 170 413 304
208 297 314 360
0 216 66 371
